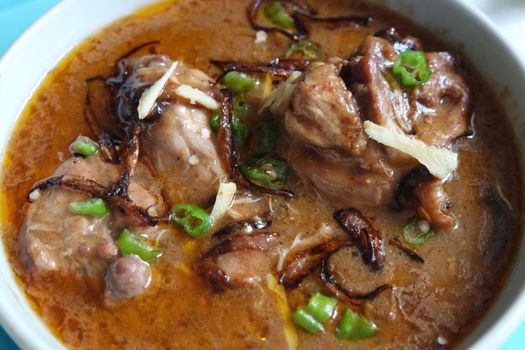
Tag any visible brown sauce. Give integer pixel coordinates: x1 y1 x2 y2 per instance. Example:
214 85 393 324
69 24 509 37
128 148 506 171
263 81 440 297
0 0 522 349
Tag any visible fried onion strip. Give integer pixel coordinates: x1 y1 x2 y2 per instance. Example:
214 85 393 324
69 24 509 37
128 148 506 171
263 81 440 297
217 90 294 198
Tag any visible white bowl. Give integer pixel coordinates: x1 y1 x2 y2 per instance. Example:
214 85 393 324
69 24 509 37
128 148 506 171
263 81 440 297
0 0 523 349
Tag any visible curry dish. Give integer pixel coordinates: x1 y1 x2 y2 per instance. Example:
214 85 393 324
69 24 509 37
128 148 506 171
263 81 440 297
0 0 523 349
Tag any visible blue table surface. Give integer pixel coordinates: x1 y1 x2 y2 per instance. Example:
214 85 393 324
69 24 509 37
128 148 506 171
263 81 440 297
0 0 524 349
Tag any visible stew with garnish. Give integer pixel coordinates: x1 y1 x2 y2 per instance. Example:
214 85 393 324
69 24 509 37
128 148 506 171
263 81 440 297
0 0 522 349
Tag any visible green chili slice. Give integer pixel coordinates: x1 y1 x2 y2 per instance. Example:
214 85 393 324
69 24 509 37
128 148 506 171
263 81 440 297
232 114 248 145
240 156 287 187
209 110 247 145
171 204 213 237
285 40 323 60
336 308 379 341
392 50 432 87
70 138 98 156
263 1 295 29
293 308 324 334
401 216 434 245
253 121 281 153
210 111 220 132
233 95 250 116
223 72 256 94
305 293 337 323
115 229 162 261
69 198 108 218
210 96 249 145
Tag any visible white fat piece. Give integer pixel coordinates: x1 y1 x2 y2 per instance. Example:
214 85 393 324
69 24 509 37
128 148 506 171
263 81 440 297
363 121 458 179
210 182 237 225
28 189 41 202
137 61 179 120
175 84 220 110
255 30 268 44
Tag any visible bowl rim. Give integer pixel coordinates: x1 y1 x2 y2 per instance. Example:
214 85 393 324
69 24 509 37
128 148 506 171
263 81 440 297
0 2 64 348
0 0 524 349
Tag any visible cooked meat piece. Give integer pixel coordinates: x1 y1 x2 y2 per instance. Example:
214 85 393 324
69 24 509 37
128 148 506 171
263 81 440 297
349 37 412 145
410 52 469 147
105 256 152 301
284 59 368 156
20 190 115 278
415 179 455 230
55 155 166 219
282 140 400 207
350 36 469 148
396 167 455 230
114 55 228 206
280 56 406 208
20 154 165 283
224 192 269 222
142 101 226 205
281 36 469 221
201 232 278 291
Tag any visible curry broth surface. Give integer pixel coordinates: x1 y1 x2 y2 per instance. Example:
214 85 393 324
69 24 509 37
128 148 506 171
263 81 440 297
0 0 522 349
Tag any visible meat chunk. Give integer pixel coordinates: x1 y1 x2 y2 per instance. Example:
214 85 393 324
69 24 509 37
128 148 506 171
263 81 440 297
114 55 228 206
20 154 164 291
223 192 270 223
284 59 367 156
105 256 152 301
349 36 469 148
410 52 469 147
20 190 115 279
142 102 226 205
396 167 455 230
280 36 469 226
280 58 406 208
414 179 455 230
200 232 279 291
283 140 399 207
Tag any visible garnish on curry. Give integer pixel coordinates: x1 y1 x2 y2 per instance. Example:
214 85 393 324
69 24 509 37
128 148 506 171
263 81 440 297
0 0 522 349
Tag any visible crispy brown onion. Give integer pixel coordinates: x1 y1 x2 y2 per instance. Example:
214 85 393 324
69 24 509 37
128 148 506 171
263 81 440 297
211 58 309 82
39 42 171 227
84 80 121 163
279 238 347 288
217 90 294 198
203 232 278 259
280 210 387 288
394 167 455 230
29 175 168 226
247 0 306 41
393 167 434 210
389 238 425 264
201 232 278 292
247 0 371 42
333 208 385 270
213 217 272 239
106 123 141 198
320 252 392 305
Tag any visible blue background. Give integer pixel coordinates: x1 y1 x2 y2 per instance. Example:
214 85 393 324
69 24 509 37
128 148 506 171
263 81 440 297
0 0 523 348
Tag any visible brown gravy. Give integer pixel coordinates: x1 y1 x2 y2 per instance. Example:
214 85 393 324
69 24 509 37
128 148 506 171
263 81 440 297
0 0 522 349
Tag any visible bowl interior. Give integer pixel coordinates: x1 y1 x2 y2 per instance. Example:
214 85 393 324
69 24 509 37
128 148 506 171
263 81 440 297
0 0 524 349
370 1 525 349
